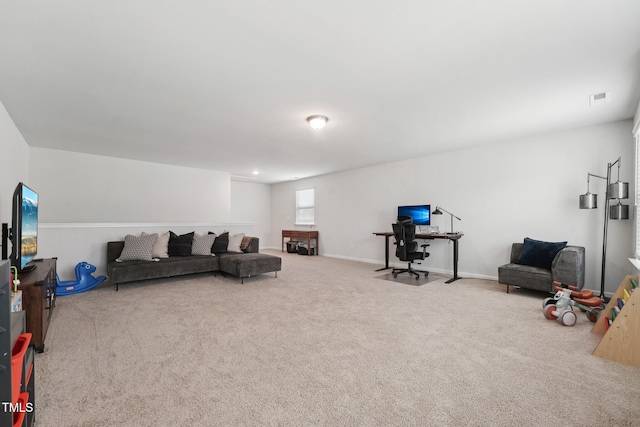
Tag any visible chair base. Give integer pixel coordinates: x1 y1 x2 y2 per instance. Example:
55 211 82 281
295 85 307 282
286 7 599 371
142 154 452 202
392 262 429 280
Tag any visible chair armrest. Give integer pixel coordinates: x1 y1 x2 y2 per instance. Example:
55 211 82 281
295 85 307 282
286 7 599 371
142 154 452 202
510 243 524 263
551 246 585 290
107 241 125 263
244 237 259 253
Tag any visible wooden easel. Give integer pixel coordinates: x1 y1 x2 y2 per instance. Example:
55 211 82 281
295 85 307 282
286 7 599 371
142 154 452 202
591 275 640 368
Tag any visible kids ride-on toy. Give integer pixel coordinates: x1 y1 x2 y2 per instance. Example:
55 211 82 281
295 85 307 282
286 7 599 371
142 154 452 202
542 281 604 326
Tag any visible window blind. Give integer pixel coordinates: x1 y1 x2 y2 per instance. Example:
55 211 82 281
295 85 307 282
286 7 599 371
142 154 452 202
296 188 315 225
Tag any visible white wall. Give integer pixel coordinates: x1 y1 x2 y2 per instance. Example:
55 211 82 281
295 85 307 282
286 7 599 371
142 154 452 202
231 180 272 247
271 120 636 295
0 101 29 225
27 148 254 277
0 100 29 268
634 99 640 138
29 148 231 223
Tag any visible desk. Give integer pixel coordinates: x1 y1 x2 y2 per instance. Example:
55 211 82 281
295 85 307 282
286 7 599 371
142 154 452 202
282 230 319 256
373 232 463 283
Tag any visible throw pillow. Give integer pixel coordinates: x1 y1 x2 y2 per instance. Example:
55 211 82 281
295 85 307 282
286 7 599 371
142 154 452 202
240 235 252 252
192 233 217 256
117 233 158 261
207 232 217 251
211 231 229 254
516 237 567 270
143 231 169 258
168 231 195 257
227 233 245 253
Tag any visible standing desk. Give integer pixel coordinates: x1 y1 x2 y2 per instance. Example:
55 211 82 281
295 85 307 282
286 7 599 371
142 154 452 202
373 232 463 283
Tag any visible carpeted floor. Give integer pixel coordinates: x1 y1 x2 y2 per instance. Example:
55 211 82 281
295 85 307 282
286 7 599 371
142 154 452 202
35 251 640 426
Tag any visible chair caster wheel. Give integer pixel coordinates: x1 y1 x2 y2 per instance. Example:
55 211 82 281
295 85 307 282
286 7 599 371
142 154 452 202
393 273 398 278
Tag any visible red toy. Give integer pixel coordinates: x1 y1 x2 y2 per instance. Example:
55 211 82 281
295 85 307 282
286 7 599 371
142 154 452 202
542 281 604 325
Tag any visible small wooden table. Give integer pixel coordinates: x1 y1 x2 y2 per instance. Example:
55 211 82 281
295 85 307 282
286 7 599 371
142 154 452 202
282 230 319 256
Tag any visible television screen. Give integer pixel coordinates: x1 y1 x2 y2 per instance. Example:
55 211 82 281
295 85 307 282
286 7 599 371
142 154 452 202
11 183 39 272
398 205 430 226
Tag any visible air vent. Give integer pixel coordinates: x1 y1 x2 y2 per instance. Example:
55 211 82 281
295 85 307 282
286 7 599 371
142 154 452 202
589 91 611 106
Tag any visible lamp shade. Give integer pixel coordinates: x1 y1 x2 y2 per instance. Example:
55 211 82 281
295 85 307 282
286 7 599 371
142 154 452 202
609 202 629 220
608 181 629 199
579 193 597 209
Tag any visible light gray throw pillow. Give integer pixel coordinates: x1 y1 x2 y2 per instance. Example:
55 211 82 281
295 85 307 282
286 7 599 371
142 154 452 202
191 233 217 256
117 233 158 262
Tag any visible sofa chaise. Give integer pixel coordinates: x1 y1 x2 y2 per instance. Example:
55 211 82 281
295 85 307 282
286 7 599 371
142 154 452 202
107 235 281 289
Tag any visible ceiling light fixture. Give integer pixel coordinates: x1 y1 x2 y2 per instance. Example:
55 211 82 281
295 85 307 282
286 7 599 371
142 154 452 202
306 115 329 130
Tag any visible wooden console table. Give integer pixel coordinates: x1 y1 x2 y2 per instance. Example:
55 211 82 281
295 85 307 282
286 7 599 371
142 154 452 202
282 230 319 256
17 257 57 352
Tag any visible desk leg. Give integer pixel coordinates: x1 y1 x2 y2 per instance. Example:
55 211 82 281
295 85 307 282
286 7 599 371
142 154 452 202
375 235 391 271
445 239 462 283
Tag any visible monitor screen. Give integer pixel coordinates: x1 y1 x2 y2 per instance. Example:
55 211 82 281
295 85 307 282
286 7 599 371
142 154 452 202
20 185 38 269
398 205 430 225
11 182 39 272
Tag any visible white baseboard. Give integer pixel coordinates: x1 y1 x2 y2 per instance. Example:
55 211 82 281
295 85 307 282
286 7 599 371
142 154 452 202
263 247 500 282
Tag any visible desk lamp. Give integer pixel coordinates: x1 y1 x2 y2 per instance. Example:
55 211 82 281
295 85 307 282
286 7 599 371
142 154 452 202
432 206 461 234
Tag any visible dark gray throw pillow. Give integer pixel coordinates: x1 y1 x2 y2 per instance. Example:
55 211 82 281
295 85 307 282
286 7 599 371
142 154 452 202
516 237 567 270
211 231 229 254
168 231 195 257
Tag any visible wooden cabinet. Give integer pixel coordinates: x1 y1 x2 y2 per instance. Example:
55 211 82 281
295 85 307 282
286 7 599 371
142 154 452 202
17 258 56 352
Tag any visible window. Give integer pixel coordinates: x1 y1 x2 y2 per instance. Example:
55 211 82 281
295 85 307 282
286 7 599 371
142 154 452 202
296 188 315 225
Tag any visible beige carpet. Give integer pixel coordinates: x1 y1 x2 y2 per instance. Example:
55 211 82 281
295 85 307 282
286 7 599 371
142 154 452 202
35 250 640 426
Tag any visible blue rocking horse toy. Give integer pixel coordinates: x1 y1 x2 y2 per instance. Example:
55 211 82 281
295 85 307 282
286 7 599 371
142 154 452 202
56 262 106 296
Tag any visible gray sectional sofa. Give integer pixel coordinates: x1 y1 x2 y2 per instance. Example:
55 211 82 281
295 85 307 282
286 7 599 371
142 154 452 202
107 236 281 289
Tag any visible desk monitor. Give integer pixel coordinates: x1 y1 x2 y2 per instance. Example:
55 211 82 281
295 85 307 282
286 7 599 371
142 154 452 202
398 205 430 225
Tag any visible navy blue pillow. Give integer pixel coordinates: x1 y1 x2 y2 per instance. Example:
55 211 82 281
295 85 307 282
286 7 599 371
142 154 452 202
516 237 567 270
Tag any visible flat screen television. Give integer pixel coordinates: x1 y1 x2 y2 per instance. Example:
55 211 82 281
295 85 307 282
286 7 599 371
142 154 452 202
398 205 430 226
11 183 39 273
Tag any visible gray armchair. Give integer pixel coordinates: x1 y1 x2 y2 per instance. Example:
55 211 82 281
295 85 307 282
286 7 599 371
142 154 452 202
498 243 585 293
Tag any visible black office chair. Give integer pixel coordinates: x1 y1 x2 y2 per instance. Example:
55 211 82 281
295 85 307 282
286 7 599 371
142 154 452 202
392 216 430 280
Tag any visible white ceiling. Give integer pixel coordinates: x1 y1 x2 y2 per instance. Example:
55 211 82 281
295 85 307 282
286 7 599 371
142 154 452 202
1 1 639 183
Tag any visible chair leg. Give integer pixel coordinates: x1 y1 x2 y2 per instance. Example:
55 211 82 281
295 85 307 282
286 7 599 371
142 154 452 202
393 262 429 280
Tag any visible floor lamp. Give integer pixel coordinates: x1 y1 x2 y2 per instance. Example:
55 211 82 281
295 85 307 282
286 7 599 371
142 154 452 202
579 156 629 300
432 206 461 234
